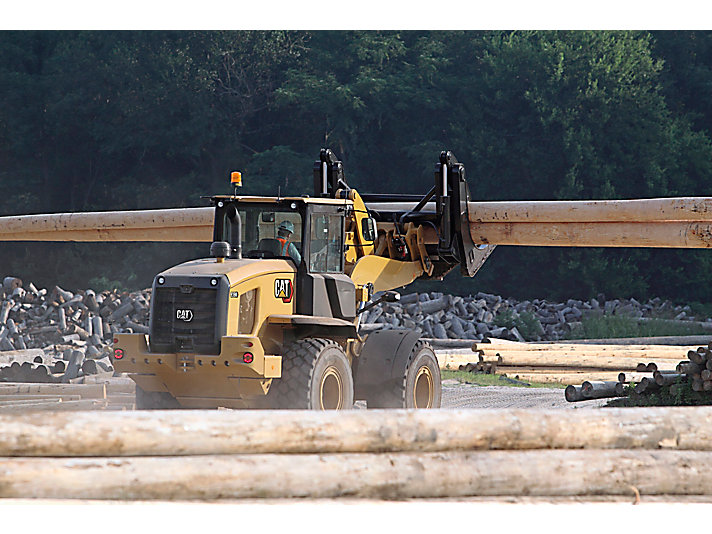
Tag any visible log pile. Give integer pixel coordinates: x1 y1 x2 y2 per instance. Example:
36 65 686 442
360 290 712 342
2 408 712 499
0 275 150 382
439 339 689 386
566 343 712 405
0 378 136 412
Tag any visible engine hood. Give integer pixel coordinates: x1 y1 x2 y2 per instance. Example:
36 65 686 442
158 258 296 286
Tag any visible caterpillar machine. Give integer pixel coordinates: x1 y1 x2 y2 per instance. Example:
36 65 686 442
113 149 494 409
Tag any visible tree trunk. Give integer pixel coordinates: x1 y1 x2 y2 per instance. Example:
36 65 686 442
2 408 712 457
2 449 712 499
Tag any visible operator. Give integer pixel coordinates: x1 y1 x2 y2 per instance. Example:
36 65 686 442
276 220 302 264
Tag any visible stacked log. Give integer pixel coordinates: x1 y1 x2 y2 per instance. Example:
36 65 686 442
0 276 153 382
562 343 712 404
359 289 712 342
2 408 712 499
0 379 135 412
439 340 687 386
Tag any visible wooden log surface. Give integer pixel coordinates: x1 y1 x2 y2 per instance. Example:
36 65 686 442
439 351 685 372
0 349 49 365
3 198 712 248
0 399 108 413
469 221 712 248
504 371 653 385
0 208 213 242
471 352 680 369
2 408 712 457
2 449 712 499
560 335 712 346
0 383 107 399
474 342 700 353
468 198 712 223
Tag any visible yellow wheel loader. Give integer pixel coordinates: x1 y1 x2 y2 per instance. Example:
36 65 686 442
112 149 494 409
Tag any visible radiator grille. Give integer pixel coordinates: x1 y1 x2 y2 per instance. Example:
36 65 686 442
151 286 219 354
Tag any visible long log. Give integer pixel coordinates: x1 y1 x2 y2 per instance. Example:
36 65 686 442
476 353 680 370
562 335 712 346
0 383 106 399
2 408 712 457
469 198 712 223
469 221 712 248
0 400 108 413
581 381 622 399
0 208 213 242
506 372 652 385
476 342 699 354
2 198 712 248
2 449 712 499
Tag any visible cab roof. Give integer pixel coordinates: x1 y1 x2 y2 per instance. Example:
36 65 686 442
210 195 353 206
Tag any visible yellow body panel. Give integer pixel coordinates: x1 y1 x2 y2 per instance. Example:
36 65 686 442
114 333 281 407
163 257 295 287
114 259 296 407
350 255 424 293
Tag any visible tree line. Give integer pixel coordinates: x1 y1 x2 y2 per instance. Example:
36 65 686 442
2 30 712 302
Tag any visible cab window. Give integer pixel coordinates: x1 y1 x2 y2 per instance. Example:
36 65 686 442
222 205 302 262
309 213 344 273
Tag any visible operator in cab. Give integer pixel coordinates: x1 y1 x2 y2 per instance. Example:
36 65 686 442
276 220 302 264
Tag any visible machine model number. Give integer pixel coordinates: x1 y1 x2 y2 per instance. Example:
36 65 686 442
176 309 194 322
274 279 293 303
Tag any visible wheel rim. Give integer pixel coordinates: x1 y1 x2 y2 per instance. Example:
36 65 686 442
320 366 343 410
413 365 434 408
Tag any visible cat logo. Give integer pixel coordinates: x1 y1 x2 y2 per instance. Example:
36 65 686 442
274 278 293 303
176 309 194 322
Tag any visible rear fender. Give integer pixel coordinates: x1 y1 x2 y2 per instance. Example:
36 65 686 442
353 328 421 399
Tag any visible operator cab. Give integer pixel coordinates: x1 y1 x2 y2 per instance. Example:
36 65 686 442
211 195 356 321
211 197 347 274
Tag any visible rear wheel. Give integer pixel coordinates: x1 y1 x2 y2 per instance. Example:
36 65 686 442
266 338 354 410
367 340 441 409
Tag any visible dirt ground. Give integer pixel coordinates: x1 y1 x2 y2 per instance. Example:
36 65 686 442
439 379 610 409
353 379 609 409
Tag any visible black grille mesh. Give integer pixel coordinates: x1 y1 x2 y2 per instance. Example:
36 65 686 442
151 287 219 354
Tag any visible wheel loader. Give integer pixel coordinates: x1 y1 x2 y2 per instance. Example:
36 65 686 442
112 149 494 409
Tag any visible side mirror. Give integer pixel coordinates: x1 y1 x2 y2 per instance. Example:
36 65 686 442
361 217 376 242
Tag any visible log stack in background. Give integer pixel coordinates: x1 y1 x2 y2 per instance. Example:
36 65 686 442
438 339 690 386
359 290 712 342
0 379 136 412
553 343 712 404
0 275 150 383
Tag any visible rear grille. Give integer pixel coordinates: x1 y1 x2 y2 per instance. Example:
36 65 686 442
151 286 220 354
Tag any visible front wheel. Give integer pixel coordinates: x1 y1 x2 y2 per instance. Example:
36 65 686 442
265 338 354 410
367 340 441 409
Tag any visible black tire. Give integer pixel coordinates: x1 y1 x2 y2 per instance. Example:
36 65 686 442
266 338 354 410
135 385 181 409
367 340 441 409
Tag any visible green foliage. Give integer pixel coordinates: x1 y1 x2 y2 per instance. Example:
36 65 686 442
87 275 135 293
442 369 564 389
607 379 712 407
494 308 544 340
566 315 712 340
2 30 712 303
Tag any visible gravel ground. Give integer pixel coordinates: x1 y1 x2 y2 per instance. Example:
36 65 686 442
440 379 610 409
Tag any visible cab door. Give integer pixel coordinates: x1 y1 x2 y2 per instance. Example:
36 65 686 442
296 206 356 320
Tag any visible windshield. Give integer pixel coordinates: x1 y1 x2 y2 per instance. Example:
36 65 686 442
220 203 303 263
